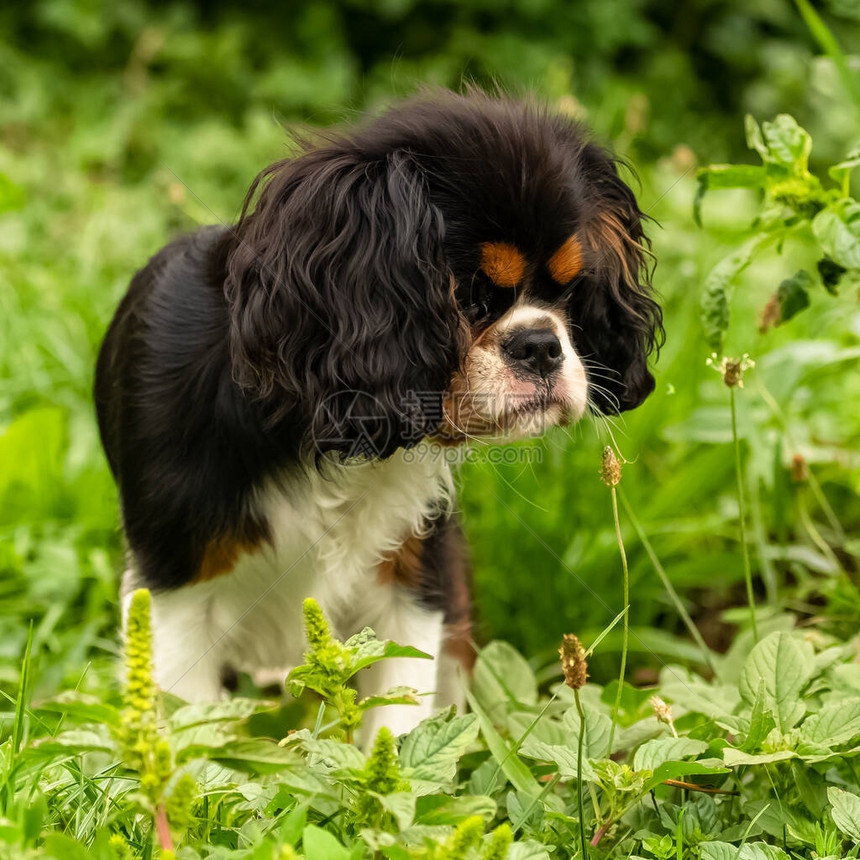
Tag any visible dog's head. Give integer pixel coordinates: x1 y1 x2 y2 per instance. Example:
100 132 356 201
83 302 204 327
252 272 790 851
225 90 663 460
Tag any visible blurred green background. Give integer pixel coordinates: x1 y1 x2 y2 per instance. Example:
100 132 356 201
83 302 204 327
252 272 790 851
2 0 859 698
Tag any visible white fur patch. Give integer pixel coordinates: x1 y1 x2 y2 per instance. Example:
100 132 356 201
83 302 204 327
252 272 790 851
130 449 455 736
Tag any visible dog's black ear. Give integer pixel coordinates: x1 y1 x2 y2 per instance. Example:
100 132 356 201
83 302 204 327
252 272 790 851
569 146 663 413
225 148 464 459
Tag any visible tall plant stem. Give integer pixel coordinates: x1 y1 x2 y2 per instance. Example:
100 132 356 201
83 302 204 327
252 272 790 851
607 486 629 756
731 387 758 643
574 688 589 860
619 490 716 674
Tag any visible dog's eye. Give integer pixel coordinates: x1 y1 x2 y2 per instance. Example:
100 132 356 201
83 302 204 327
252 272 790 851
466 284 494 323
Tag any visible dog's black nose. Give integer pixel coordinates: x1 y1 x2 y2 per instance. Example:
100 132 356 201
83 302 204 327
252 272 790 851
502 329 564 377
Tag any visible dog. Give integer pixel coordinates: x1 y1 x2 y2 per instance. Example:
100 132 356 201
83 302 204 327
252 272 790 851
95 89 662 738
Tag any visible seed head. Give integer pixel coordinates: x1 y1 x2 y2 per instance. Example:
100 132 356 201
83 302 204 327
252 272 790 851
560 634 588 690
600 446 622 487
650 695 677 737
791 454 809 483
706 353 755 388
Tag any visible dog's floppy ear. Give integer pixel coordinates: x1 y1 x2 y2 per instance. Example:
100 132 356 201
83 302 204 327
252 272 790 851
224 147 464 459
569 146 663 413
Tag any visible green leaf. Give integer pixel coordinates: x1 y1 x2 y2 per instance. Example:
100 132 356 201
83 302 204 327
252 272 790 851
739 632 814 732
37 692 120 728
813 201 860 269
399 712 479 783
740 844 791 860
775 269 813 324
561 704 613 758
507 840 552 860
377 792 417 830
472 641 539 723
29 728 115 758
359 686 421 711
633 737 708 772
723 748 795 767
699 164 768 190
415 794 497 825
290 730 367 772
761 115 813 173
741 681 776 752
168 697 266 731
828 787 860 842
464 689 544 799
518 739 594 781
697 839 737 860
701 235 771 349
204 738 305 774
644 760 730 792
347 628 433 675
746 114 768 161
801 698 860 747
302 825 351 860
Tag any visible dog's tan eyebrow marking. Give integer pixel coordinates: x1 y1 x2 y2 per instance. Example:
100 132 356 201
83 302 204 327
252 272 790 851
547 234 583 284
480 242 525 287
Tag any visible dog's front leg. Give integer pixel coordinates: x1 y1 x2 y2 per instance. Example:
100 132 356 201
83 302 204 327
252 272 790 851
357 588 444 742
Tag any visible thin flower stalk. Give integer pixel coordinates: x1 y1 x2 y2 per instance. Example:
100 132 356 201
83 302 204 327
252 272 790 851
618 489 715 674
710 354 759 642
601 447 628 757
730 385 758 642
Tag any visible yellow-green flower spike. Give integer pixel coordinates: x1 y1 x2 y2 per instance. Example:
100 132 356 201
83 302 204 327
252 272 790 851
364 727 404 795
482 823 513 859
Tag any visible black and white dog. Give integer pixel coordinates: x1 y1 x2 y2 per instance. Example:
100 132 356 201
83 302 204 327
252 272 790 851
95 90 661 737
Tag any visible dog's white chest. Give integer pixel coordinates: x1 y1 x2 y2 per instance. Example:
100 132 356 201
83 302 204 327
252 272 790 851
142 450 452 699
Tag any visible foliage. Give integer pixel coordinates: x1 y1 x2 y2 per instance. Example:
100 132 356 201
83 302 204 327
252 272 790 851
697 113 860 350
6 593 860 857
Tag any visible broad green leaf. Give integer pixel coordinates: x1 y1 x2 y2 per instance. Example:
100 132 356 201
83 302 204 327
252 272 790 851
828 787 860 842
518 739 594 781
561 704 613 758
377 792 416 830
290 730 367 772
761 115 813 173
415 794 496 825
347 628 433 675
739 632 814 732
740 844 791 860
168 697 266 731
472 641 539 722
813 201 860 269
801 698 860 747
360 686 421 711
399 712 479 783
644 760 730 792
633 737 708 772
507 839 552 859
698 840 736 860
723 748 795 766
40 834 90 860
302 824 350 860
30 728 115 757
37 692 120 728
204 738 305 774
